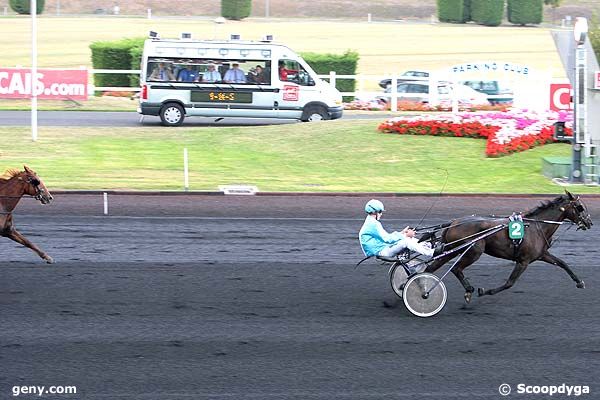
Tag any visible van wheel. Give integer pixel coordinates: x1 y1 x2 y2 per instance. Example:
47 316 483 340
160 103 185 126
302 105 330 122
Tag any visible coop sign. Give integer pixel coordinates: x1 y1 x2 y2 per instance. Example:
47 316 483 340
0 68 88 100
450 62 531 77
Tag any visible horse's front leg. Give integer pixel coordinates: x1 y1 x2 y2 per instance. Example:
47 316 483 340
6 229 53 264
539 252 585 289
478 262 528 297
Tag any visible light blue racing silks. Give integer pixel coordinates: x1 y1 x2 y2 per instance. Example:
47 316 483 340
359 215 405 256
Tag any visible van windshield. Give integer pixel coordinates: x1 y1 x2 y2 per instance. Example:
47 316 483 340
146 57 272 84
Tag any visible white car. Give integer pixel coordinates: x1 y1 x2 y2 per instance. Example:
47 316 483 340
376 82 489 107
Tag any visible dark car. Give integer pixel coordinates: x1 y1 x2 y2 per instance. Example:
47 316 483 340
378 70 429 89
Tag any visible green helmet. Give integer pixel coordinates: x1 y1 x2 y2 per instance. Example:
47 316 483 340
365 199 385 214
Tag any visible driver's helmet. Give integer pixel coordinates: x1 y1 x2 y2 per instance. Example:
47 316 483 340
365 199 385 214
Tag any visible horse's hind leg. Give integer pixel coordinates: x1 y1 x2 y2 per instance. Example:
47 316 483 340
539 252 585 289
6 229 53 264
478 262 528 297
454 269 476 303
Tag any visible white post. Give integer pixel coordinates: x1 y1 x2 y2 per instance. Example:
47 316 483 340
265 0 270 18
4 6 8 15
183 148 189 191
56 0 60 15
147 8 151 19
391 76 398 112
451 76 459 114
103 192 109 215
31 0 38 142
367 13 372 23
329 71 336 90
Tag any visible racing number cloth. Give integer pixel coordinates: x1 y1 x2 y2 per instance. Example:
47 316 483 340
508 213 525 240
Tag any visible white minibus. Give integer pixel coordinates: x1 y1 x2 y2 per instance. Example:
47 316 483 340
138 33 344 126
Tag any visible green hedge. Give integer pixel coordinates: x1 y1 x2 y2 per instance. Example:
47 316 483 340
221 0 251 20
129 46 144 88
471 0 504 26
507 0 543 25
89 38 145 89
463 0 472 22
9 0 45 14
301 50 359 101
437 0 466 23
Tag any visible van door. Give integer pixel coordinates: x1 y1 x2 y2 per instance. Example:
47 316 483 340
275 59 319 119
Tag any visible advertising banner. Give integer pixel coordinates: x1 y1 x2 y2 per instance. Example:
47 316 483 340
0 68 88 100
549 83 572 112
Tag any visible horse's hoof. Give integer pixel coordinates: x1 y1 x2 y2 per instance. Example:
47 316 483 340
477 288 485 297
464 292 472 303
44 256 54 264
577 280 585 289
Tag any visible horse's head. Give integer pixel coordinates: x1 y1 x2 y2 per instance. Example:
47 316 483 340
561 190 593 230
21 165 53 205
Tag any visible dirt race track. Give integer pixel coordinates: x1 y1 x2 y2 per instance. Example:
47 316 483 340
1 194 599 399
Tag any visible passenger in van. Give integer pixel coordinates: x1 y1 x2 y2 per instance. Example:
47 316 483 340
149 62 175 81
202 64 222 83
248 65 268 84
178 65 199 82
223 63 247 83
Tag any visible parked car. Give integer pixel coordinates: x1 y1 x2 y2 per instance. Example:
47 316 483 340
460 80 513 104
378 70 430 89
376 81 489 107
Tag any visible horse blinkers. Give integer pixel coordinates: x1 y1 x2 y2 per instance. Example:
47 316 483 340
26 175 52 204
564 198 593 230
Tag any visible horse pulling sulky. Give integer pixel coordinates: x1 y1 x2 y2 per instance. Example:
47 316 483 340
360 190 593 317
0 166 54 263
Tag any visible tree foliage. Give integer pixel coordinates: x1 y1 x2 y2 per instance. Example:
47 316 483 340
471 0 504 27
507 0 543 25
221 0 252 20
9 0 45 14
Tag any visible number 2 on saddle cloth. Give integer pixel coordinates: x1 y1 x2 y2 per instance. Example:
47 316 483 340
508 212 525 259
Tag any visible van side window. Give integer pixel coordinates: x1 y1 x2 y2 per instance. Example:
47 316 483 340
278 59 314 86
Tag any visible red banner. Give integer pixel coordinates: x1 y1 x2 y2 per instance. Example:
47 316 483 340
0 68 88 100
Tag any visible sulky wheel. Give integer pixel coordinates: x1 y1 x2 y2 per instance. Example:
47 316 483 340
402 273 447 318
389 262 409 299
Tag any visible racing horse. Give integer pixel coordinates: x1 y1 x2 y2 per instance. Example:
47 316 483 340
425 190 592 303
0 166 54 263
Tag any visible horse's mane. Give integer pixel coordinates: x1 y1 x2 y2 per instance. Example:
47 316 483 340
523 195 568 217
0 168 22 182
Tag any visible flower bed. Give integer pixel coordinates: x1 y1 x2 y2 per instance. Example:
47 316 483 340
344 99 510 112
378 109 573 157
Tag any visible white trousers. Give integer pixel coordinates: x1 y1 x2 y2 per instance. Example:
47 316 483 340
378 237 434 258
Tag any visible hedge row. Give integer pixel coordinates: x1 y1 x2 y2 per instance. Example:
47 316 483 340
507 0 543 25
301 50 359 101
9 0 45 14
437 0 544 26
471 0 504 26
89 38 145 88
437 0 465 23
221 0 251 20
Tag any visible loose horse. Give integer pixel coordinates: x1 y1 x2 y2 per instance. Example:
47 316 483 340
0 166 54 263
425 190 592 303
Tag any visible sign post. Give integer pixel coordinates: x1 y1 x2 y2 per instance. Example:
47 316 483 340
570 17 589 183
31 0 37 142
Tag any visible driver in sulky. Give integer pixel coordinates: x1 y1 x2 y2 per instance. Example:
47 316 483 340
359 199 435 264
